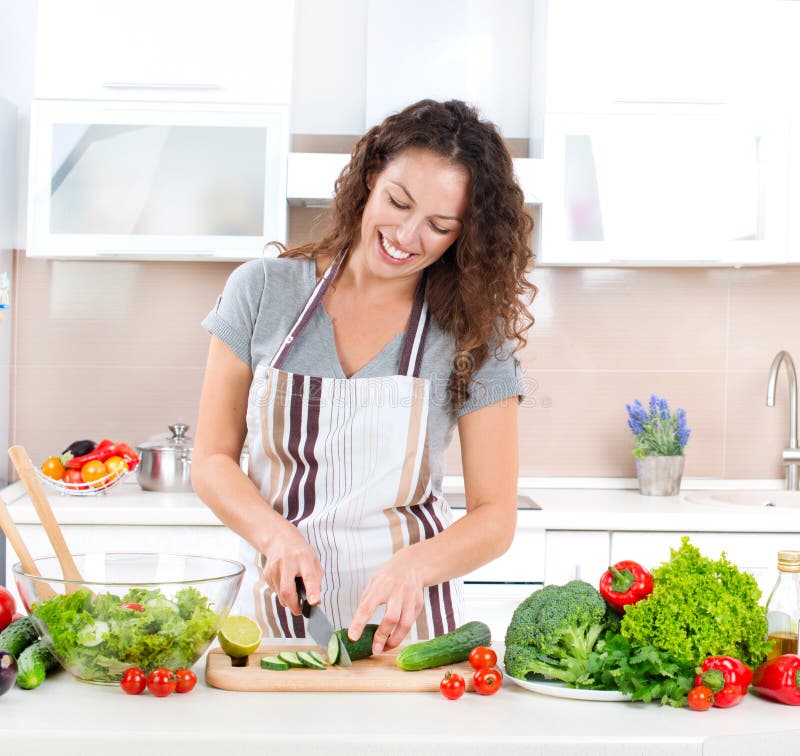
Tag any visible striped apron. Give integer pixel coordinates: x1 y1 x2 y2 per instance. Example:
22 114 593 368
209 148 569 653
239 250 463 640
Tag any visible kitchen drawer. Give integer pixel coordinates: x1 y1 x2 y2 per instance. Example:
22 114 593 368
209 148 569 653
451 509 545 583
462 582 540 642
544 530 611 586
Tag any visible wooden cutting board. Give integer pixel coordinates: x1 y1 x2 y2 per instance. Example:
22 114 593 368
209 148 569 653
205 645 477 692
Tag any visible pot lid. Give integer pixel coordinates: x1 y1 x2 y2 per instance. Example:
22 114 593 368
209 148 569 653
137 424 193 452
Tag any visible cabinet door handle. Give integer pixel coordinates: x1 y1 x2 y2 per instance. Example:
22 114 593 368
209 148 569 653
102 82 223 91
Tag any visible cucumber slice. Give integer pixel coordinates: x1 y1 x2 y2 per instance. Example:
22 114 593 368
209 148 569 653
308 650 329 667
260 655 290 671
327 634 340 665
277 651 305 668
297 650 327 670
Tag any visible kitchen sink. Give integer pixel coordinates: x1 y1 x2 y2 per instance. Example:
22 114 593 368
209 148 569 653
682 490 800 508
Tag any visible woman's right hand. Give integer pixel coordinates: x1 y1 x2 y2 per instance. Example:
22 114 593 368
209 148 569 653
260 519 324 616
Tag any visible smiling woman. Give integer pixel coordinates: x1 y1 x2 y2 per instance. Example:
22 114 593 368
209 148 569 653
193 99 536 654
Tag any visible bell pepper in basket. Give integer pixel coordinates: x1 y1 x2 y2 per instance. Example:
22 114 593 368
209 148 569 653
752 654 800 705
64 439 116 469
599 560 654 613
694 656 752 708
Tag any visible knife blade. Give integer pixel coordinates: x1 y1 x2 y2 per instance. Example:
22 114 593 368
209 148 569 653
295 577 351 666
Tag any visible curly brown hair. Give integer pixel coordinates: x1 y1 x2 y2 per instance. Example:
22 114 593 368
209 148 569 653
280 99 536 408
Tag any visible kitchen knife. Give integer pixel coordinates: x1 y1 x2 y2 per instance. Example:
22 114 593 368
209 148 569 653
295 577 351 666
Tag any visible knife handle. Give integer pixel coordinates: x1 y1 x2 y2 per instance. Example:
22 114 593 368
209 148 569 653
295 576 311 618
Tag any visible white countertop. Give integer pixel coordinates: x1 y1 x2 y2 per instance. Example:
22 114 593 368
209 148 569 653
0 646 799 756
2 478 798 533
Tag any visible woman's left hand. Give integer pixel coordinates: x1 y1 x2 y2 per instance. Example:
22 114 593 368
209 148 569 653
348 549 424 654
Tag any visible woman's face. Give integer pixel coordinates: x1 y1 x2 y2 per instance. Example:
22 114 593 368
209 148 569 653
355 148 469 283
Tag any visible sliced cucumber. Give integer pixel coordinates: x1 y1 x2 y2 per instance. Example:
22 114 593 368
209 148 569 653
260 655 290 671
327 634 340 665
277 651 305 668
308 650 329 667
297 650 327 670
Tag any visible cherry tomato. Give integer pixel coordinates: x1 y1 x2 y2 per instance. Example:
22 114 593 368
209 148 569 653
41 456 66 480
473 667 503 696
439 671 465 700
120 667 147 695
147 668 176 697
64 468 89 490
104 456 129 480
0 603 12 633
468 646 498 671
687 685 714 711
174 668 197 694
122 602 144 612
0 586 15 618
81 459 109 487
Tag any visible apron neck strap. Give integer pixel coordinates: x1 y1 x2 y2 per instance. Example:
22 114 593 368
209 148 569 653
270 248 348 369
398 269 430 378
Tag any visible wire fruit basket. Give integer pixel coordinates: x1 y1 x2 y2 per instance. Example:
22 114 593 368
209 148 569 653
34 466 129 496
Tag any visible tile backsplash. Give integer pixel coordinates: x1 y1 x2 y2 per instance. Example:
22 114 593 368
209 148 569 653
7 244 799 483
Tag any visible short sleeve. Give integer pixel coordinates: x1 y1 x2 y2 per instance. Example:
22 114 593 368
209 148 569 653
201 259 265 367
455 339 526 418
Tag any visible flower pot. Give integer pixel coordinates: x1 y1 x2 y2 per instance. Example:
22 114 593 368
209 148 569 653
635 455 685 496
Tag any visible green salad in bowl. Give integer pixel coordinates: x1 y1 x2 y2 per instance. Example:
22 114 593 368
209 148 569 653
13 553 244 684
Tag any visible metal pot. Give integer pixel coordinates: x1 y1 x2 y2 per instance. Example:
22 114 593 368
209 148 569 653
136 424 194 493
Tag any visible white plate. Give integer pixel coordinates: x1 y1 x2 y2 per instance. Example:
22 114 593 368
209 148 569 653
504 674 632 702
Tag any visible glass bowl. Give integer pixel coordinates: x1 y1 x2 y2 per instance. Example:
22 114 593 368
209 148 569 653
12 553 244 685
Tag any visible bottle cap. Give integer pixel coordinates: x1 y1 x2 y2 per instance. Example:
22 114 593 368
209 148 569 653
777 550 800 572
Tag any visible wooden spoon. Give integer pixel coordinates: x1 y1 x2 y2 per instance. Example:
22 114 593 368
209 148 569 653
0 494 56 601
8 445 84 591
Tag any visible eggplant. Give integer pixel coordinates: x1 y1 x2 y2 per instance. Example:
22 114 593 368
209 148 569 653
0 649 17 696
61 439 96 458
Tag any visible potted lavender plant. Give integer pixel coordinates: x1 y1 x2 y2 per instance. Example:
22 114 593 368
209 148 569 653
626 395 691 496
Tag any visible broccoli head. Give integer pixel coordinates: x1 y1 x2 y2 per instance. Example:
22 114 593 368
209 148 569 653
503 580 613 686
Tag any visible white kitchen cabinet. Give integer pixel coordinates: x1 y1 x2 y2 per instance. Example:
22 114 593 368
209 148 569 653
539 111 790 265
34 0 294 105
3 523 239 613
544 531 610 586
610 531 800 601
365 0 533 138
542 0 781 115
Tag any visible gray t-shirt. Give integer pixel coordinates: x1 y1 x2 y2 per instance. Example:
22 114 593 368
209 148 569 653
202 256 525 494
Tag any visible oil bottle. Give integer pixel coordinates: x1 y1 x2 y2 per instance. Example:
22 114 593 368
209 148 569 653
765 550 800 660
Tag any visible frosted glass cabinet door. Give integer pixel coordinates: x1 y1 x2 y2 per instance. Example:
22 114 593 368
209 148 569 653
27 101 289 259
540 112 789 265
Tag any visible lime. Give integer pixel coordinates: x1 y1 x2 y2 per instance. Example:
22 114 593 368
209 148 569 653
218 615 263 658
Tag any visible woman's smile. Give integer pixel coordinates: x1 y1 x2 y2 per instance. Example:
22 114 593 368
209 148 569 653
377 232 415 264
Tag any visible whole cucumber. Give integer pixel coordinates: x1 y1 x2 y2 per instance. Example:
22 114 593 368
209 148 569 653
0 616 39 658
16 640 58 690
396 621 491 671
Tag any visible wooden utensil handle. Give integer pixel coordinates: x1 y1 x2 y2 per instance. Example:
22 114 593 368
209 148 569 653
8 445 85 586
0 495 56 601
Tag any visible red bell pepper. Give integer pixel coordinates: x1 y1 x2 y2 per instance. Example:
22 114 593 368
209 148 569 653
112 442 140 471
752 654 800 705
65 438 116 469
598 560 654 613
694 656 752 708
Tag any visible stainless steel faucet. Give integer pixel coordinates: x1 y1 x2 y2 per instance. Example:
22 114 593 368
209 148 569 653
767 350 800 490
